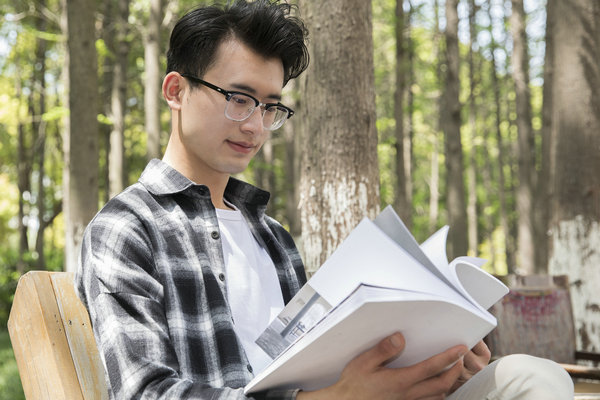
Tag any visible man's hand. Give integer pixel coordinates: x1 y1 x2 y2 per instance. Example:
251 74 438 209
450 340 491 393
297 332 467 400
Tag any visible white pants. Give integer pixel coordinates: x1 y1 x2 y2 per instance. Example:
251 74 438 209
448 354 574 400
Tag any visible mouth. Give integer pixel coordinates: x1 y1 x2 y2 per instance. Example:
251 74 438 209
226 140 256 154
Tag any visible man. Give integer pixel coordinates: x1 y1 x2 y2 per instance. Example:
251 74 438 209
76 1 574 399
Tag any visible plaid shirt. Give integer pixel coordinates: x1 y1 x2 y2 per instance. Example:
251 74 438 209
76 159 307 400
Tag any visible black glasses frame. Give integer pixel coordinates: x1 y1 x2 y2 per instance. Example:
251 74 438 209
180 73 295 120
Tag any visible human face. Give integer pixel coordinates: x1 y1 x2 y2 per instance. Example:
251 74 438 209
176 40 284 181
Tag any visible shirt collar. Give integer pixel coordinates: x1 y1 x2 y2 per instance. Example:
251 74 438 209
139 159 270 206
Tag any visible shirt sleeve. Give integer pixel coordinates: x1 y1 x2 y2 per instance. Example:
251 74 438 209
76 209 300 400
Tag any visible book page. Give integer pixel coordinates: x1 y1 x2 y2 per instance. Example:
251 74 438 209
374 206 457 291
255 284 332 359
307 218 474 311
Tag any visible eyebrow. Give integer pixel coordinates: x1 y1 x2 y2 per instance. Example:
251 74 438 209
229 83 282 102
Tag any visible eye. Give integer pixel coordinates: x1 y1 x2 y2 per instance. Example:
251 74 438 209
231 94 251 106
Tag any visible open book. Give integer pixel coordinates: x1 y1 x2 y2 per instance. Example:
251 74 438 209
244 206 509 394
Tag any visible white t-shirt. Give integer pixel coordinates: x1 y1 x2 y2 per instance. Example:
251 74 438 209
215 207 285 374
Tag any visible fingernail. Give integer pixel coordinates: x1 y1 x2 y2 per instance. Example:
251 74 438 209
390 334 402 348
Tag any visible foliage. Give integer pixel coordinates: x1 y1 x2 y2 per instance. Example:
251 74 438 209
0 331 24 400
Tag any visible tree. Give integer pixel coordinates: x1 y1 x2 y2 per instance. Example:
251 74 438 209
144 0 164 161
547 0 600 352
298 0 380 274
394 0 412 228
62 0 99 272
510 0 536 274
442 0 467 260
108 0 130 198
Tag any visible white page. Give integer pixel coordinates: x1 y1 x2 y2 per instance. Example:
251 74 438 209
307 218 482 315
374 206 457 290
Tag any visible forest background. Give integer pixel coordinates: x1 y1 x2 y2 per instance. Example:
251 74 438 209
0 0 599 397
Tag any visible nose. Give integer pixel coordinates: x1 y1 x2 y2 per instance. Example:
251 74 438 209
239 106 266 135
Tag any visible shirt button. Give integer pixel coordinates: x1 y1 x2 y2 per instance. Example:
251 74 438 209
247 364 253 373
218 273 225 282
211 231 220 240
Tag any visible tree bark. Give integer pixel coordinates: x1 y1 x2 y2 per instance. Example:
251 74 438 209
394 0 412 228
144 0 163 161
443 0 467 260
536 0 555 275
33 6 48 268
487 0 515 272
466 0 479 257
547 0 600 352
62 0 99 272
298 0 380 275
510 0 536 274
109 0 130 198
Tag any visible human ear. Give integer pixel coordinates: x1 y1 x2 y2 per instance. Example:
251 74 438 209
162 72 184 111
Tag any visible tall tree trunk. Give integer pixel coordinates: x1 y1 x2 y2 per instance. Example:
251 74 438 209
487 0 515 272
429 0 443 232
466 0 478 257
145 0 163 161
510 0 536 274
394 0 412 228
33 7 48 268
443 0 467 260
547 0 600 352
109 0 130 198
299 0 380 275
100 0 114 204
15 65 31 273
536 0 554 274
62 0 99 272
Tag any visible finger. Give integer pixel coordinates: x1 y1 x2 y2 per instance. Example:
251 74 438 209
406 356 464 399
471 340 491 358
401 344 468 383
463 342 491 374
348 332 406 372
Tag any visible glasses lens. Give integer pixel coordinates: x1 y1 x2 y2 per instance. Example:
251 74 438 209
225 93 255 121
263 106 289 130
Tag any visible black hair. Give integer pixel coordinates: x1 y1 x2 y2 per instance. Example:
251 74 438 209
166 0 309 86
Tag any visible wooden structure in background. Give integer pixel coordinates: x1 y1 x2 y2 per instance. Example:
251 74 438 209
486 274 600 382
7 271 108 399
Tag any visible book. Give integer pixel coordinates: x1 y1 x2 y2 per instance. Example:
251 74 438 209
244 206 509 394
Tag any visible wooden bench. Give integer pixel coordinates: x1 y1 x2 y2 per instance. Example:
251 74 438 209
7 271 108 399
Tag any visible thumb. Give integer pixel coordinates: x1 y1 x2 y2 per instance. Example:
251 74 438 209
352 332 406 371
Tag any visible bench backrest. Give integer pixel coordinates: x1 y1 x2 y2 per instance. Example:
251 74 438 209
8 271 109 399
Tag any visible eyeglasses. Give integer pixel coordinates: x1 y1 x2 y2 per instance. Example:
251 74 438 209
181 74 294 131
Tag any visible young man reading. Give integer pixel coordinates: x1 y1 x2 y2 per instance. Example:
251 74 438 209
76 1 574 399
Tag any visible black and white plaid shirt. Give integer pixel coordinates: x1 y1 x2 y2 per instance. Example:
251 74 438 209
76 159 307 399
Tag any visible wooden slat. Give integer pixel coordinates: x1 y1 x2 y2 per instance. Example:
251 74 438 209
7 271 84 399
51 273 109 400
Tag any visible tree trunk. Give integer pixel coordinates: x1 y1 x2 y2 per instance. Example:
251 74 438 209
33 8 48 268
443 0 467 260
394 0 412 228
466 0 478 257
145 0 163 161
15 66 31 273
62 0 99 272
298 0 380 275
109 0 130 198
429 0 443 233
547 0 600 352
510 0 536 274
487 0 515 272
536 0 555 275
